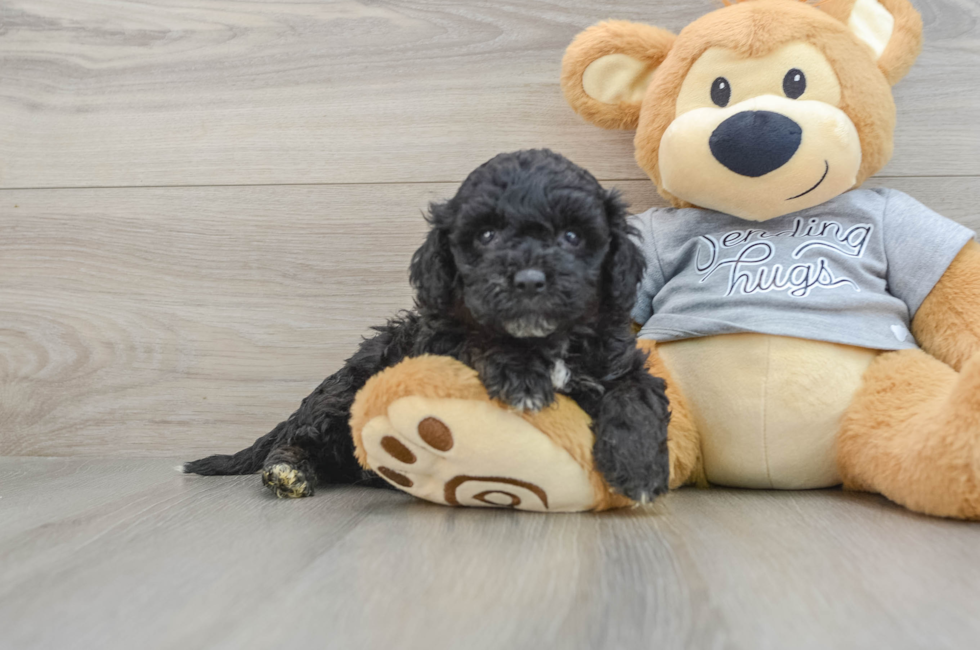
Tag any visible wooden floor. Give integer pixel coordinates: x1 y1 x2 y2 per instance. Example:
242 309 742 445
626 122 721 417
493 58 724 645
3 1 980 647
1 457 978 650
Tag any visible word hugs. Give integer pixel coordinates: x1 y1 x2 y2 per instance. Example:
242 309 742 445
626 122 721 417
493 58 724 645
696 217 874 298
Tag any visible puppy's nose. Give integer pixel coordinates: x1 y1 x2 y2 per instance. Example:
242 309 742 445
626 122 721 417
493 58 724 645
709 110 802 177
513 268 547 293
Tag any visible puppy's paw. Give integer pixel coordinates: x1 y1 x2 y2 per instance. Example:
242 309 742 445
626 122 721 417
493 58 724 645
261 462 315 499
505 390 553 413
592 378 671 504
490 376 555 413
477 358 555 413
593 438 669 504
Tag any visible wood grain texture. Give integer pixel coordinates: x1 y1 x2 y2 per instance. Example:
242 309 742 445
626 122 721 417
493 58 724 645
3 2 979 645
2 178 977 458
1 0 978 189
0 458 979 650
0 180 661 458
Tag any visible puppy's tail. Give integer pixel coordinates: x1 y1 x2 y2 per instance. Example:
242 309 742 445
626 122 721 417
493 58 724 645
180 426 280 476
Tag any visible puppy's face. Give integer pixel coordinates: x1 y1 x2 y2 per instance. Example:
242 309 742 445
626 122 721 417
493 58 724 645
450 182 610 338
411 150 643 338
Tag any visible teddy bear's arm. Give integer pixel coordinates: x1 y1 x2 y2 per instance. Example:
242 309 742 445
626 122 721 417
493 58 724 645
911 240 980 371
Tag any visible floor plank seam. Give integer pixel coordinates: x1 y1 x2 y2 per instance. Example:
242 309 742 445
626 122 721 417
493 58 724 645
2 175 978 193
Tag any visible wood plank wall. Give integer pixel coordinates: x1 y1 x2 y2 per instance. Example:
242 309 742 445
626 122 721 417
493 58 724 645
2 0 978 457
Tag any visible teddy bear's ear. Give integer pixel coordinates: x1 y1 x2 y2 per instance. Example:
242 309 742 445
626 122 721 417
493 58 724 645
818 0 923 85
561 21 676 130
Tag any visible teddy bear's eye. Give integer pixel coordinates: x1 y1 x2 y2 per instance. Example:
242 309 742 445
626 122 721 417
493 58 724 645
710 77 731 107
783 68 806 99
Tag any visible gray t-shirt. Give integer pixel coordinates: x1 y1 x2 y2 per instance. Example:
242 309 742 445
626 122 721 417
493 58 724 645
630 188 974 351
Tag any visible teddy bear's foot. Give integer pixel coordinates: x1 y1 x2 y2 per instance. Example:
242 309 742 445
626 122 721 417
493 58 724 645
359 396 598 512
260 446 316 498
350 355 633 512
838 348 980 519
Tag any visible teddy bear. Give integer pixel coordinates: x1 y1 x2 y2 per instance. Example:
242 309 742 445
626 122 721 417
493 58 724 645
350 0 980 519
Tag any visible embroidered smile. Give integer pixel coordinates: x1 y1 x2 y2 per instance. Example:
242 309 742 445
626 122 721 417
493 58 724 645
787 160 830 201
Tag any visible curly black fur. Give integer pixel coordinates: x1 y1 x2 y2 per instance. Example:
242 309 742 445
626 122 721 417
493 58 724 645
183 149 670 502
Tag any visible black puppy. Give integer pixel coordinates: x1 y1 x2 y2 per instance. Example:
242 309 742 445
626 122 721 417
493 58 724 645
184 150 670 502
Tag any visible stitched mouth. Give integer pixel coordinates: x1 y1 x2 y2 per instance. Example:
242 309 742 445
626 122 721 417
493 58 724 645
786 160 829 201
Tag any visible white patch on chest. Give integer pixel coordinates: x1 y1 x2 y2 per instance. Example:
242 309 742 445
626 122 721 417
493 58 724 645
550 359 571 391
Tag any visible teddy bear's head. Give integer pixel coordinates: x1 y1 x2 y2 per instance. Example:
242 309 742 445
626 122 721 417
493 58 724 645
561 0 923 221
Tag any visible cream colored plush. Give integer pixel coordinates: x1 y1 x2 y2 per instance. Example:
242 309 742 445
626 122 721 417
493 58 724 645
360 396 596 512
657 334 876 489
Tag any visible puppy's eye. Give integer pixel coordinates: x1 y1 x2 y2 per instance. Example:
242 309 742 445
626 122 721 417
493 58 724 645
477 229 496 245
783 68 806 99
562 230 582 246
710 77 731 107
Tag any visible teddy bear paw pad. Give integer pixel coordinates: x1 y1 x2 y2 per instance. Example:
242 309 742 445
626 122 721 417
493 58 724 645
360 396 596 512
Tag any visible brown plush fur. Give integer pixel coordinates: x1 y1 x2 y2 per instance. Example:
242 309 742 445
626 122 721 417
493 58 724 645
637 339 707 489
561 21 676 131
864 0 923 84
349 354 633 511
911 241 980 373
818 0 923 84
816 0 859 24
838 348 980 519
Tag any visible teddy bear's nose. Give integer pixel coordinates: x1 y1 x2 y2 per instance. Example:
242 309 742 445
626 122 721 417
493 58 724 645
709 110 802 177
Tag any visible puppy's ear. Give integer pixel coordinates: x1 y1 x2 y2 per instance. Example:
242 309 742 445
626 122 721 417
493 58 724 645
601 189 645 317
410 200 458 314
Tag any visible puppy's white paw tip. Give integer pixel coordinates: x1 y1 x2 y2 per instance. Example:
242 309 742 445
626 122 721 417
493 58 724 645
632 492 655 506
509 396 546 413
